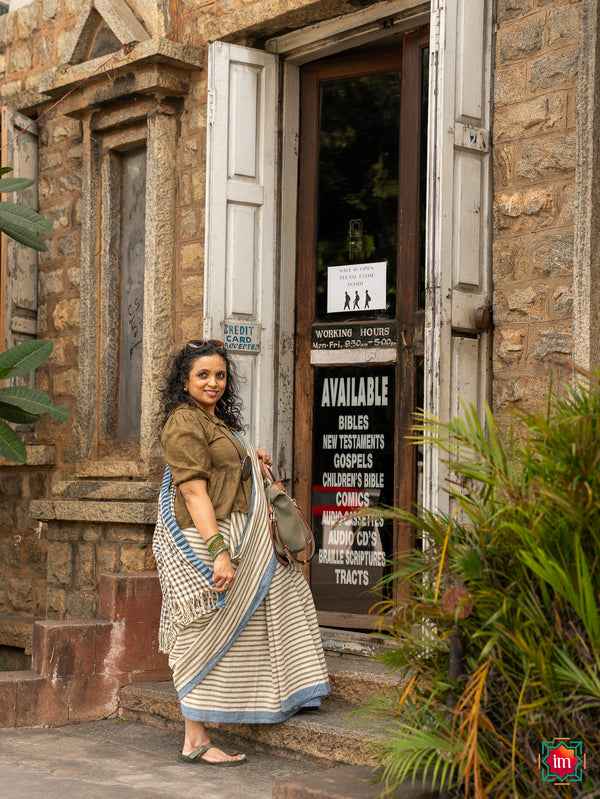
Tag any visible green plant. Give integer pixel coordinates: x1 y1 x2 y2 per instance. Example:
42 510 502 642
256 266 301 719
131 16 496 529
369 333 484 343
0 167 51 251
0 339 69 463
355 369 600 798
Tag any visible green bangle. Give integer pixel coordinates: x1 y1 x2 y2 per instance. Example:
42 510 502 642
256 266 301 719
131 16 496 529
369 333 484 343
212 546 229 561
207 534 224 554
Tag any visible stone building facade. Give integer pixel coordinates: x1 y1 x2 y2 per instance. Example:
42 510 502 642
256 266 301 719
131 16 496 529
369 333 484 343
0 0 594 643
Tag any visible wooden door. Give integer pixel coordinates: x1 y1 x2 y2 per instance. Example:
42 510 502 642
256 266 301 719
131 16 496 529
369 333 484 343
294 30 429 629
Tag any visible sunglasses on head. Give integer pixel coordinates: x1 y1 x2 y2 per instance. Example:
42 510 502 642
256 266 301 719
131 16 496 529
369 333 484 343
186 339 225 351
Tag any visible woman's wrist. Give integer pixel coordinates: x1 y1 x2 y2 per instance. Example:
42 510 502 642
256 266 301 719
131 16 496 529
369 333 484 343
212 547 230 562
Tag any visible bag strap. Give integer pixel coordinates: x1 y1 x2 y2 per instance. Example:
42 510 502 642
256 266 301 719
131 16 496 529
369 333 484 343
259 459 276 486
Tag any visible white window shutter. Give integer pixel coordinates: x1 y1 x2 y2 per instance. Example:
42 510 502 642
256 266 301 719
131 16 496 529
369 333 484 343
1 108 39 358
424 0 493 513
204 42 278 453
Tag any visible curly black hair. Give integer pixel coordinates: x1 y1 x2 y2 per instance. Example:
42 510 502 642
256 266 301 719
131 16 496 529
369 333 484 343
158 342 244 430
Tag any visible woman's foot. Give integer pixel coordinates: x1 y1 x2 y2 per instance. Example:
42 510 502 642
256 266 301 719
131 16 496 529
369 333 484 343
179 740 247 766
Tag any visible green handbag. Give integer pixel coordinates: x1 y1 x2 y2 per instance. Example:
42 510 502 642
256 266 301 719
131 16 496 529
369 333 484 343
259 461 315 566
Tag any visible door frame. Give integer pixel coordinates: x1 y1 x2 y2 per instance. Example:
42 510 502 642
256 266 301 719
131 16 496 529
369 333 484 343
293 34 429 628
267 0 431 494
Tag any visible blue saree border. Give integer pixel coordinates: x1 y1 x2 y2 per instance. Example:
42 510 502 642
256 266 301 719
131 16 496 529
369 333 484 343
180 681 331 723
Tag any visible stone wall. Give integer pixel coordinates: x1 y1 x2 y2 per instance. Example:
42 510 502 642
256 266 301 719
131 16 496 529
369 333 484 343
0 1 170 618
493 0 580 415
0 0 587 618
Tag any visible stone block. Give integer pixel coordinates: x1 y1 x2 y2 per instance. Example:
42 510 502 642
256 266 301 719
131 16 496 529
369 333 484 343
179 172 192 205
119 621 167 672
533 329 572 359
39 268 64 297
0 537 22 570
493 143 514 187
180 208 199 240
99 571 163 624
52 298 79 330
181 241 202 271
0 674 17 728
181 316 203 343
497 14 543 63
16 3 40 38
531 232 573 276
9 47 32 74
129 667 173 684
120 545 155 572
493 240 529 283
46 586 67 619
69 590 98 619
182 137 199 166
38 176 54 202
40 151 63 171
15 671 68 728
23 536 47 573
497 0 534 23
68 673 125 722
37 36 54 68
553 286 573 316
33 620 103 677
494 94 565 142
57 233 77 258
6 578 33 615
75 543 95 587
43 0 60 21
98 545 119 573
530 50 579 93
516 135 576 181
495 330 525 365
181 275 202 306
548 4 581 47
494 188 555 233
48 541 73 584
498 285 546 322
557 182 576 226
494 375 549 411
192 167 205 202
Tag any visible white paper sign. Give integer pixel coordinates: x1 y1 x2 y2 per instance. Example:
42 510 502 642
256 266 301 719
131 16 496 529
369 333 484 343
223 321 261 352
327 262 387 314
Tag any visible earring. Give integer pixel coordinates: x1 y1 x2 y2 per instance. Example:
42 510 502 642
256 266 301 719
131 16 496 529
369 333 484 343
184 387 188 392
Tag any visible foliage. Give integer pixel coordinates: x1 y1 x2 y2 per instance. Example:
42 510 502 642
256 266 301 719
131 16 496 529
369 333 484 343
0 167 51 252
0 339 69 463
355 369 600 798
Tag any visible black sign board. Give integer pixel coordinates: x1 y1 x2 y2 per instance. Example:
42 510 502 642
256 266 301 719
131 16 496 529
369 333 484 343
311 321 397 350
311 365 395 615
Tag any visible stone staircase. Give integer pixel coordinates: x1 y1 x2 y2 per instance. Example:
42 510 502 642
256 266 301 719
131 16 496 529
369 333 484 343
0 574 438 797
119 645 393 767
118 630 439 798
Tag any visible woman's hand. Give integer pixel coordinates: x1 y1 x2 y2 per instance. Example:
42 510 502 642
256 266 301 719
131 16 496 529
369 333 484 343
213 550 236 593
256 449 273 467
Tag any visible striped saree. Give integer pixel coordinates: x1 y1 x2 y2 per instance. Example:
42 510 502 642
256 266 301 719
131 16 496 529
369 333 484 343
153 443 330 723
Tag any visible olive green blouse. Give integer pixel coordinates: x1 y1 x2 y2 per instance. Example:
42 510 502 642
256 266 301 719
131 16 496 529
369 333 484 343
161 405 252 528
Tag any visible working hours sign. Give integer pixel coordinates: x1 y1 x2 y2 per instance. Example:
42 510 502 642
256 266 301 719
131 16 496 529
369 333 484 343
311 365 395 615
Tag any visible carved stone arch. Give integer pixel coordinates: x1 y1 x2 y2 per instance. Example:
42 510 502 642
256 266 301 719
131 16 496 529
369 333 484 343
63 0 150 66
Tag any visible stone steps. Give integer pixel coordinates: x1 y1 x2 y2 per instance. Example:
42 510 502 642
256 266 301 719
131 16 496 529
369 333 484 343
118 650 398 768
119 679 380 768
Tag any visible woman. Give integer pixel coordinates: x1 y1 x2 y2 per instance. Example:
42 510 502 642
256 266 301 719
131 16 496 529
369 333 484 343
153 339 330 767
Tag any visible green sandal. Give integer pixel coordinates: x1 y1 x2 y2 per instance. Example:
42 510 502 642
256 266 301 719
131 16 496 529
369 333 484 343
177 741 247 766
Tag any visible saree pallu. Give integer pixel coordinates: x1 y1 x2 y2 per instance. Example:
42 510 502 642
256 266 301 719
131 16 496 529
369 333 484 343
153 443 330 723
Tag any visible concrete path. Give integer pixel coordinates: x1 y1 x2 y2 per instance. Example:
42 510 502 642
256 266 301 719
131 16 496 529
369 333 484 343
0 719 323 799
